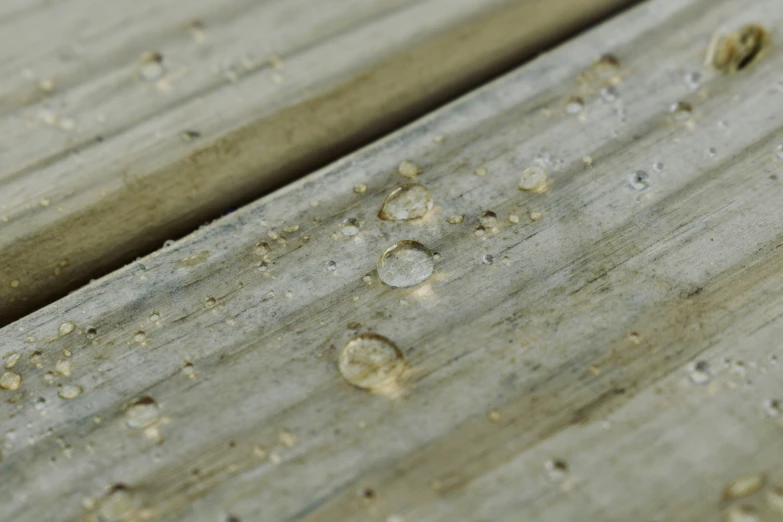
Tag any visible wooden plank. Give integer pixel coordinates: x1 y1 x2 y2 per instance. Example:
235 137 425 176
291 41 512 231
0 0 634 325
2 0 783 520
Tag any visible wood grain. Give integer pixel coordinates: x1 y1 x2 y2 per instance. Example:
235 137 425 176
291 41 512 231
2 0 783 520
0 0 634 325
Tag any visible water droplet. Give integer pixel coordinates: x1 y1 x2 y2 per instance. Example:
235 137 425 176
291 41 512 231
0 372 22 390
283 225 299 234
55 360 72 377
707 147 717 158
482 254 494 265
684 71 701 91
652 162 664 173
341 218 360 236
257 261 269 272
9 279 19 288
474 167 488 177
353 184 368 194
59 321 76 336
138 52 165 82
480 211 498 229
564 96 584 115
125 396 161 429
762 398 781 417
58 384 83 400
725 504 759 522
377 241 434 288
723 472 765 499
96 484 140 522
149 312 160 322
687 360 711 385
544 459 569 483
204 296 217 309
670 101 693 122
775 144 783 160
86 327 98 339
709 24 769 73
447 215 464 225
629 170 650 191
518 165 549 192
378 184 432 221
767 486 783 516
133 331 146 344
34 397 46 412
4 353 20 369
474 226 486 237
338 334 405 390
326 260 337 271
600 86 619 102
254 242 270 256
398 160 421 179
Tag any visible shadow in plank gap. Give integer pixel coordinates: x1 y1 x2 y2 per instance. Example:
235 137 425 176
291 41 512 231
0 0 638 325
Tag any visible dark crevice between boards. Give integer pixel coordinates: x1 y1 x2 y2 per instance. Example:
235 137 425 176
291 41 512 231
1 0 641 326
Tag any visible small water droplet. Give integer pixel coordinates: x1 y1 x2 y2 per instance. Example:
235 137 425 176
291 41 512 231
9 279 19 288
339 334 405 390
4 353 20 369
397 160 421 179
204 296 217 309
482 254 494 265
707 147 717 158
341 218 360 236
723 472 765 499
34 397 46 412
133 331 146 343
564 96 584 115
687 360 711 384
55 359 72 377
474 226 486 237
684 71 702 91
0 372 22 390
629 170 650 191
600 86 619 102
725 504 759 522
58 384 83 400
326 260 337 271
670 101 693 122
377 241 434 288
353 184 368 194
59 321 76 336
96 484 140 522
474 167 488 177
149 312 160 322
652 162 664 173
125 396 161 429
518 165 549 192
447 215 464 225
86 327 98 340
544 459 569 483
480 211 498 229
182 362 195 379
775 144 783 160
138 52 165 81
762 398 781 417
378 184 432 221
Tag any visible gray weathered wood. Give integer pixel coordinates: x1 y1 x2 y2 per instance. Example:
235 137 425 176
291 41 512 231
2 0 783 520
0 0 633 325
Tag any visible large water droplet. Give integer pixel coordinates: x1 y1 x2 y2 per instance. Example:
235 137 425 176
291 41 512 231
0 371 22 390
377 241 434 288
378 184 432 221
58 384 83 400
339 334 405 390
125 396 161 429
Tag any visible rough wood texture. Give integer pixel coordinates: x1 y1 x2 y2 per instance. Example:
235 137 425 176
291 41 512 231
0 0 634 326
2 0 783 520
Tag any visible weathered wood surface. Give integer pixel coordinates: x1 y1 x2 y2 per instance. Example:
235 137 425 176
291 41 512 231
0 0 634 326
3 0 783 520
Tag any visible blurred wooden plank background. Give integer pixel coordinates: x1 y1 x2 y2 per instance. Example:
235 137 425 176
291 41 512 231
0 0 635 326
2 0 782 520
